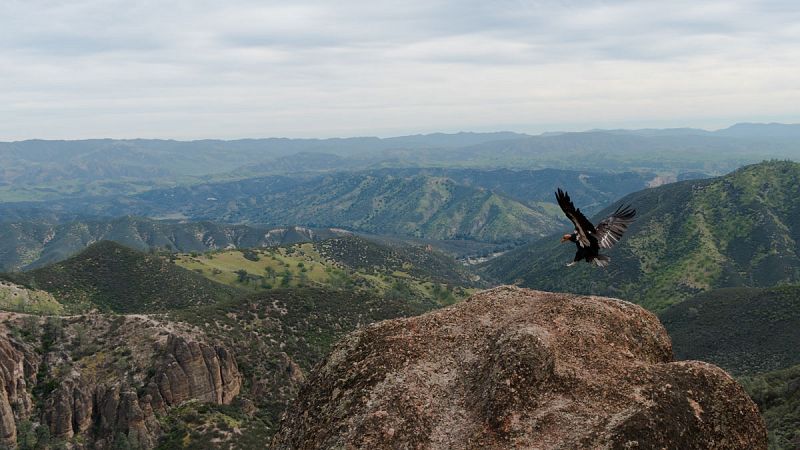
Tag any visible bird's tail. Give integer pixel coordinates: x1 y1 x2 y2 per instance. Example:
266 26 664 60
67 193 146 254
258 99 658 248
592 255 610 268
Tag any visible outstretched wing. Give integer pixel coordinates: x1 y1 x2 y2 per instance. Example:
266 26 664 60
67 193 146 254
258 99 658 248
595 204 636 249
555 188 595 247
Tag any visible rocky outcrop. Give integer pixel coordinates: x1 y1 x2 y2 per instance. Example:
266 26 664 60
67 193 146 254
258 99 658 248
0 315 242 449
148 334 241 411
272 286 767 449
0 338 38 447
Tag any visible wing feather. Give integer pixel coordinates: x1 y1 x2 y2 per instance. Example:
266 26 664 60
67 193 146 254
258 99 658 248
595 204 636 249
555 188 595 247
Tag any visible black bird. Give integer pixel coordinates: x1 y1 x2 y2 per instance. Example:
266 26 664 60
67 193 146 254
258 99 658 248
555 188 636 267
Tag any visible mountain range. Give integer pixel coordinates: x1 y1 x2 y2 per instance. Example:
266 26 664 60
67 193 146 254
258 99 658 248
0 167 659 246
3 123 800 203
1 125 800 448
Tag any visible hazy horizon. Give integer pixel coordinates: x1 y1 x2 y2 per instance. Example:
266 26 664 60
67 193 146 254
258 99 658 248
2 121 799 143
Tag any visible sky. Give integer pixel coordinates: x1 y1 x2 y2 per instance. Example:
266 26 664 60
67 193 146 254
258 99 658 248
1 0 799 140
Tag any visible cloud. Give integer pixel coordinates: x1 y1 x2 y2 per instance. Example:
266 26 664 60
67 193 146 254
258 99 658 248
0 0 799 139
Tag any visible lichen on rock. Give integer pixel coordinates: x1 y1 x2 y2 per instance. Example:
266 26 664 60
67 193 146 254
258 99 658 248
272 286 767 449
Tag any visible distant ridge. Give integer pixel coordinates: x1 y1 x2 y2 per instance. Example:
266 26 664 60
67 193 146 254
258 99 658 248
714 122 800 139
0 216 348 271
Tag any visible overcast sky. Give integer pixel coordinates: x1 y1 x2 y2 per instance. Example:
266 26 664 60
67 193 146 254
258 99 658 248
1 0 799 140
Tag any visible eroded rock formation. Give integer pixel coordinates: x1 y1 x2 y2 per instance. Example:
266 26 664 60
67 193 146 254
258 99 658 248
0 314 242 449
273 286 767 449
0 338 38 447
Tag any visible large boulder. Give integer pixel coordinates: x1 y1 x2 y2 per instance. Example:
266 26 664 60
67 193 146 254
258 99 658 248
273 286 767 449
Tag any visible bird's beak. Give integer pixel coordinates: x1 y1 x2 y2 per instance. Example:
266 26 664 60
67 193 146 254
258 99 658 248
560 234 570 243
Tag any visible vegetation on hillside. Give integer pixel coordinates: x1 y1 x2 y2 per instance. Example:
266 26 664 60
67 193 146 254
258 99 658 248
167 286 438 437
660 286 800 375
0 216 348 272
484 161 800 311
0 280 63 314
3 127 797 203
0 238 457 444
4 241 239 313
173 237 477 306
740 364 800 450
3 147 800 446
123 173 566 242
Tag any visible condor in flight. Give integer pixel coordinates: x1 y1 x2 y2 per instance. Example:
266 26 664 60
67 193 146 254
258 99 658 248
556 188 636 267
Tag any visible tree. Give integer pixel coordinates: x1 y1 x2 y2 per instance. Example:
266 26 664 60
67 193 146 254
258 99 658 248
280 270 293 287
34 425 50 448
16 420 36 449
112 432 131 450
235 269 249 283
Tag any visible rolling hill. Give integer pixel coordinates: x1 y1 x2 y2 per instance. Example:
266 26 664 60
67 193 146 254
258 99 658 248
200 173 563 242
4 241 239 313
0 167 679 245
404 128 800 173
172 236 478 307
483 160 800 311
3 124 800 203
0 216 349 272
0 279 63 314
0 133 528 201
2 172 569 243
358 167 656 214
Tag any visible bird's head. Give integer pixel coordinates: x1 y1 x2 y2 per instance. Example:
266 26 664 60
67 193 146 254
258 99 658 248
560 233 572 243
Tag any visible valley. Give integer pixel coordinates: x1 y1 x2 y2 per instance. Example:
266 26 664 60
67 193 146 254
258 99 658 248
6 1 800 446
0 132 798 448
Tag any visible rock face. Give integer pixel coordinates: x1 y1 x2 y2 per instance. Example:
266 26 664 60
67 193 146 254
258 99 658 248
272 286 767 449
0 314 242 449
0 338 38 447
149 334 241 408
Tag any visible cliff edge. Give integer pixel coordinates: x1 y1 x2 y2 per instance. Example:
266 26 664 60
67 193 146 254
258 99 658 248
272 286 766 449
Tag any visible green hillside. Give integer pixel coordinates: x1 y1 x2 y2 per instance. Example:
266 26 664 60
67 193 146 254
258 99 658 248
483 160 800 311
346 168 655 214
0 216 347 272
132 173 565 242
0 280 63 314
1 172 570 243
660 284 800 449
0 163 655 272
173 237 478 306
5 241 239 313
660 286 800 375
313 236 475 284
